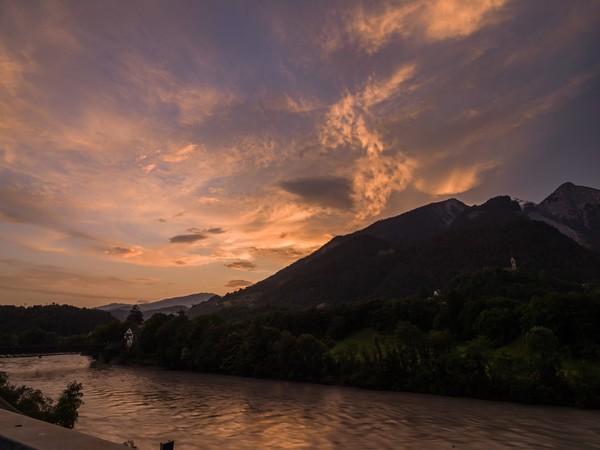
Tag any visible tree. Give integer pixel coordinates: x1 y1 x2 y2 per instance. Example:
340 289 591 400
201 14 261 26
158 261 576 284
90 319 126 343
525 326 565 398
474 306 519 347
126 305 144 324
48 381 83 428
0 372 83 429
138 313 170 354
526 326 558 359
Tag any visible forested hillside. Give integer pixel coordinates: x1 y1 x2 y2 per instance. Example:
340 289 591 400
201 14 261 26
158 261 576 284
0 304 114 345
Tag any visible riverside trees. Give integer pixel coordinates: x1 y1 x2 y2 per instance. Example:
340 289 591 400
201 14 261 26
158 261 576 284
112 268 600 408
0 373 83 428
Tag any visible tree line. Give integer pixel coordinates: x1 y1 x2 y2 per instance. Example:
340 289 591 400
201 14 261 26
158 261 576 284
0 303 114 346
107 268 600 408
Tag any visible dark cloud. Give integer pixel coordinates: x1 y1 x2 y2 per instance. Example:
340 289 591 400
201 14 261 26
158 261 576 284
225 261 257 271
105 246 136 255
225 279 254 288
205 227 226 234
169 234 208 243
187 227 227 234
158 218 167 223
279 176 354 209
174 260 187 265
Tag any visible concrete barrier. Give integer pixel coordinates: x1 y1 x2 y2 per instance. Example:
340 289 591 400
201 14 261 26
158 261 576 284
0 409 123 449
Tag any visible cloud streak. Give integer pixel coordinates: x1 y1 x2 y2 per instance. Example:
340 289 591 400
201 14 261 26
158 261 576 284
169 234 208 244
225 261 257 271
225 279 254 289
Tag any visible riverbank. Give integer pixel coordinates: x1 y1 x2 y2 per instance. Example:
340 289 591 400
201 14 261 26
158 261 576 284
0 409 123 449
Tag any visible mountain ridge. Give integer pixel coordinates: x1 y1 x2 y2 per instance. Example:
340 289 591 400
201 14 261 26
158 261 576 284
97 292 215 321
189 182 600 317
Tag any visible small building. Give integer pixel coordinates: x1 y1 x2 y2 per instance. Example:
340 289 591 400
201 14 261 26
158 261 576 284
504 256 517 271
124 326 141 348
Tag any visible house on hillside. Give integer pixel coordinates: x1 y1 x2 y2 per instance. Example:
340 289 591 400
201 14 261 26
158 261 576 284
505 256 517 271
124 326 141 348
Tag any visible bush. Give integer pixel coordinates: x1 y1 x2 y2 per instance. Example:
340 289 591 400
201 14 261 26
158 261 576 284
0 372 83 428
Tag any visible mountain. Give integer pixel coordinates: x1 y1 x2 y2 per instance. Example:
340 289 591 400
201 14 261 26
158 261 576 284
524 182 600 252
189 183 600 317
245 198 469 293
97 292 215 321
351 198 469 244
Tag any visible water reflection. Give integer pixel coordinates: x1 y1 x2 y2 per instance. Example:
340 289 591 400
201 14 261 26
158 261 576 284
1 355 599 449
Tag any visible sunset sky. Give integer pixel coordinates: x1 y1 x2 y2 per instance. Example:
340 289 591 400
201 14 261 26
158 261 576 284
1 1 599 307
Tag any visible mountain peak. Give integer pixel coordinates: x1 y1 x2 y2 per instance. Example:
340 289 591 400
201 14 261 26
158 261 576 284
557 181 576 190
540 182 600 211
529 182 600 251
352 198 468 245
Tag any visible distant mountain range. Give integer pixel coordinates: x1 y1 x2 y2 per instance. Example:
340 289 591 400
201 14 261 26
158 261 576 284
97 292 215 321
189 182 600 316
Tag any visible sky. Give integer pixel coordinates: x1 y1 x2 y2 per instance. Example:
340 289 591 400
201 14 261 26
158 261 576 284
1 0 599 307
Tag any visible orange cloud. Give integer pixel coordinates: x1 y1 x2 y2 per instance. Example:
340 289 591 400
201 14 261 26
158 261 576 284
162 144 198 163
320 65 418 218
422 0 510 41
348 2 420 54
361 65 417 107
415 161 499 196
354 153 417 218
346 0 510 54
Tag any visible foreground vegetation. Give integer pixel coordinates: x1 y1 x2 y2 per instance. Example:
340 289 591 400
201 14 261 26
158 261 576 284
0 304 111 428
0 373 83 428
106 267 600 408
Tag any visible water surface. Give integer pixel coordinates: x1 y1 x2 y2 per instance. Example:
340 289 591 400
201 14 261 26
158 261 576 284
2 355 599 449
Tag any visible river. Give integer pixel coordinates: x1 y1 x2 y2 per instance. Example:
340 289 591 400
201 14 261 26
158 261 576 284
1 355 599 449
